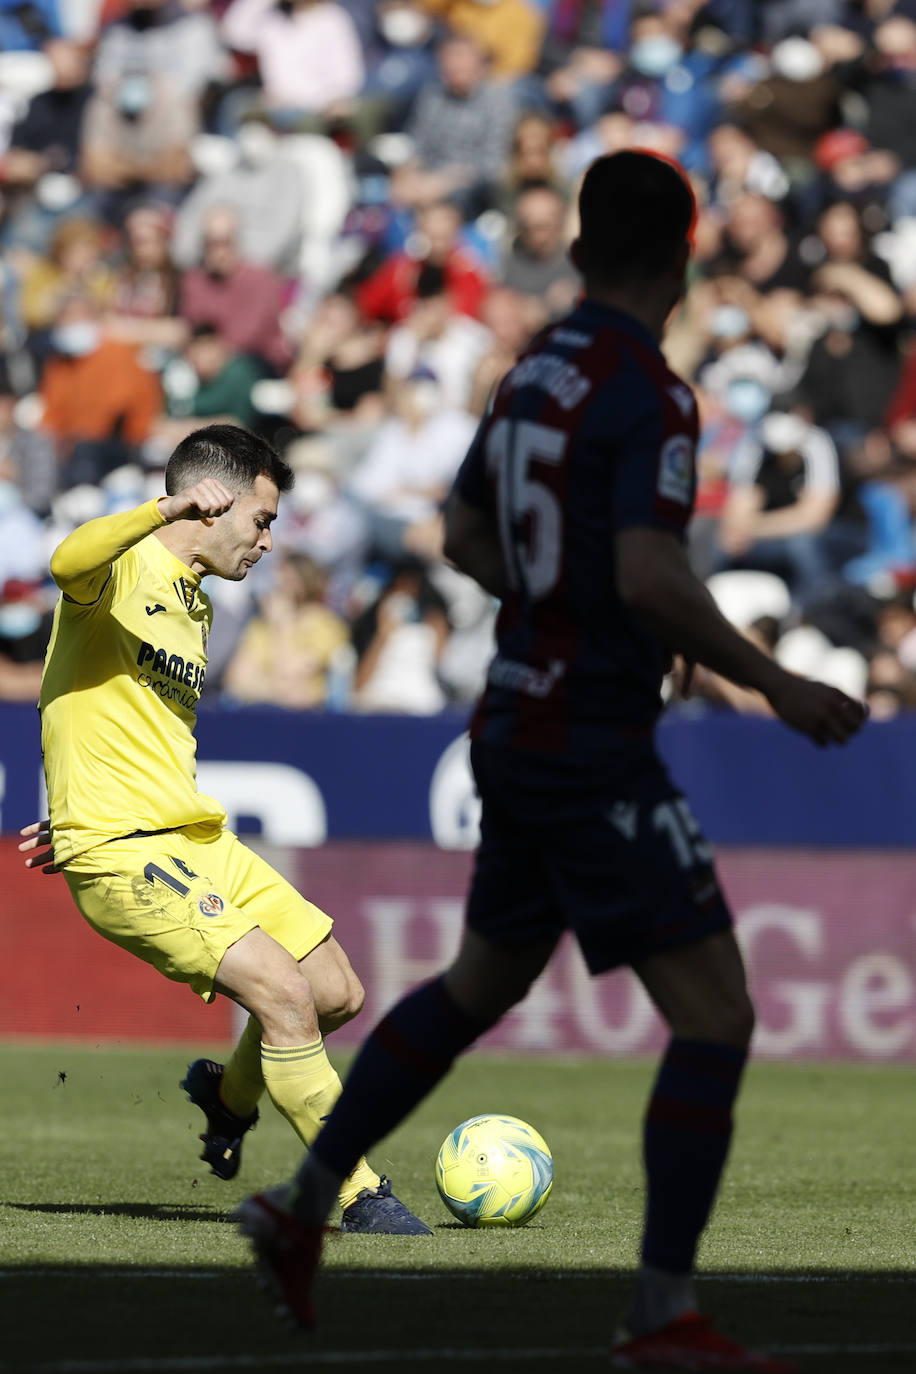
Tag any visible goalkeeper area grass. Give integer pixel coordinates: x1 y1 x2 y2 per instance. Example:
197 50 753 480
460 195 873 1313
0 1043 913 1373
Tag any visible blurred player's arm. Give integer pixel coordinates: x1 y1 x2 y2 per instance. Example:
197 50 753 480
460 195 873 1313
616 526 866 746
443 490 509 601
51 481 234 603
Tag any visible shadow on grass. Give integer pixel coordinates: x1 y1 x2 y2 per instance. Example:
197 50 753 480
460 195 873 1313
0 1263 914 1374
8 1201 231 1222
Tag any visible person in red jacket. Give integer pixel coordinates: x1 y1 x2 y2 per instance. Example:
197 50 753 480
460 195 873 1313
356 200 489 324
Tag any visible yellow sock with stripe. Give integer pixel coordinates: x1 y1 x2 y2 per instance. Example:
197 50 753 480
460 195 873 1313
260 1038 380 1212
219 1015 264 1119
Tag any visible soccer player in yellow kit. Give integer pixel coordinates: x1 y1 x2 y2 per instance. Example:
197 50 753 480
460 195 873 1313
20 424 430 1235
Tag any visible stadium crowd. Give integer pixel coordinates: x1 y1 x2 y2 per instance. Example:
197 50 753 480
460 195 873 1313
2 0 916 717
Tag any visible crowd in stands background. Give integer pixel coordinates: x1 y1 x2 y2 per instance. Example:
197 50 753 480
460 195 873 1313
2 0 916 717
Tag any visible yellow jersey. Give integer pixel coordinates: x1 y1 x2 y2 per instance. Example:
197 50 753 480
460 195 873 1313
40 499 225 865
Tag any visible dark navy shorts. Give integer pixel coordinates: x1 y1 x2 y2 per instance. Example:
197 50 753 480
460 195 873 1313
465 738 733 974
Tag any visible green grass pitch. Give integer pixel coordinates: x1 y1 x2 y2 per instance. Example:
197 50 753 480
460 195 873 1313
0 1043 913 1373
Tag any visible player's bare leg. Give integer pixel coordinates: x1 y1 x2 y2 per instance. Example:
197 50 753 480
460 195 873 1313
610 931 793 1371
237 929 558 1325
213 927 429 1233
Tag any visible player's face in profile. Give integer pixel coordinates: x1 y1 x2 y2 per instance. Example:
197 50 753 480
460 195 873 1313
209 474 279 581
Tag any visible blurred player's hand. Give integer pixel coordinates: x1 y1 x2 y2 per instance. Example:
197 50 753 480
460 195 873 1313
158 480 235 523
766 677 867 748
18 819 61 874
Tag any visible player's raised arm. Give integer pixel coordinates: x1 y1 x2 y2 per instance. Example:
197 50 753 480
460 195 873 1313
616 525 867 747
49 481 235 604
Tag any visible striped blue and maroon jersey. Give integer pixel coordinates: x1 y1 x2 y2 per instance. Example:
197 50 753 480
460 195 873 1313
452 299 699 757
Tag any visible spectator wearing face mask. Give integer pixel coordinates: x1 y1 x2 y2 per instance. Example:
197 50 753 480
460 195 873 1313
735 33 842 170
359 2 439 133
605 7 732 172
346 367 478 562
78 64 197 217
39 292 161 487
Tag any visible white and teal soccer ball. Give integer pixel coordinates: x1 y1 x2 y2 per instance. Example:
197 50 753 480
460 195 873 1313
435 1114 554 1228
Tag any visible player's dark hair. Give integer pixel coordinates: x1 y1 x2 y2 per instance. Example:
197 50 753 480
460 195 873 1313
576 151 696 285
165 424 293 496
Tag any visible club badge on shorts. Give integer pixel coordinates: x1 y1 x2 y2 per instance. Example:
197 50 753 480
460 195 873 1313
198 892 224 917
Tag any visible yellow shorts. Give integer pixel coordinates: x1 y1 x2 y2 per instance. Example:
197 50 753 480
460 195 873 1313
63 824 333 1003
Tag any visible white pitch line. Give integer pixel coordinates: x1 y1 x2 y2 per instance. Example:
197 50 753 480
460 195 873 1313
0 1268 912 1284
13 1344 916 1374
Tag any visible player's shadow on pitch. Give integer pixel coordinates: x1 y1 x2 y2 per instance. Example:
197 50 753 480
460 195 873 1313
8 1201 232 1223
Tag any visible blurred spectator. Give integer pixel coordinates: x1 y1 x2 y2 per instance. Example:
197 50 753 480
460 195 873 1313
356 199 490 324
793 228 904 441
403 32 517 217
39 291 161 485
536 0 626 130
716 410 844 607
0 0 59 50
0 576 52 702
608 6 730 172
499 182 579 319
79 61 196 215
351 561 450 713
468 283 543 416
842 15 916 194
220 0 364 128
171 123 322 277
347 367 477 562
688 384 755 581
0 360 56 515
4 0 916 714
710 193 809 293
498 110 567 211
0 39 93 250
0 470 47 586
865 647 916 719
420 0 545 80
706 122 790 210
810 125 899 221
735 34 841 169
179 205 293 373
18 215 114 333
92 0 228 109
384 262 492 411
359 2 438 135
102 201 185 350
287 291 386 435
157 321 262 443
223 551 350 708
885 339 916 463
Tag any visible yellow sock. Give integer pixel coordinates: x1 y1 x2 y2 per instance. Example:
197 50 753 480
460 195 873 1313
219 1015 265 1118
260 1038 380 1211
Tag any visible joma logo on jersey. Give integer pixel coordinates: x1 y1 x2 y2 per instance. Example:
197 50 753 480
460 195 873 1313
137 640 206 693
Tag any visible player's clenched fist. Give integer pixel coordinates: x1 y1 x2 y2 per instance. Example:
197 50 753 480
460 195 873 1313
158 479 235 523
766 676 867 748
